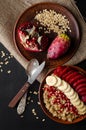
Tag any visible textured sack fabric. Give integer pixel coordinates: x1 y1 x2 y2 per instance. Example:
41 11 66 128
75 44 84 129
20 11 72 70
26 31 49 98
0 0 86 81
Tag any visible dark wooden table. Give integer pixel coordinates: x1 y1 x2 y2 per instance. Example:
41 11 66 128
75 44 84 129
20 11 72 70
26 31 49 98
0 1 86 130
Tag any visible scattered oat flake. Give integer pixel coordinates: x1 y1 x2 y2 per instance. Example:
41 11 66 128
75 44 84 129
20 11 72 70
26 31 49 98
27 96 31 101
34 113 37 116
33 91 38 95
32 108 35 112
1 51 5 57
42 118 45 122
4 58 8 61
0 69 3 72
37 102 40 105
0 62 3 65
32 108 37 116
20 115 24 118
30 91 32 94
5 61 9 65
7 70 11 74
31 100 33 103
27 102 29 104
36 116 39 119
8 56 11 59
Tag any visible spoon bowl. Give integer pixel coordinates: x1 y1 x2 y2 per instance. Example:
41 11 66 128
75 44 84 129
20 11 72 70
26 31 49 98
26 59 39 76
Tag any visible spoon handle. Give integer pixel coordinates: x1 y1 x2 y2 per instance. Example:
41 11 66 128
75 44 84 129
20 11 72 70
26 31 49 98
17 92 27 115
8 82 30 108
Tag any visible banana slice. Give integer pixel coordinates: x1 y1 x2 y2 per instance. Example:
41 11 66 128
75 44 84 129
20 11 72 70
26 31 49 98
70 93 79 100
79 111 86 115
76 101 85 109
54 76 62 87
46 75 57 86
65 88 75 97
77 102 86 114
68 92 78 100
58 80 68 91
71 97 81 107
79 106 86 112
64 84 71 93
78 106 86 115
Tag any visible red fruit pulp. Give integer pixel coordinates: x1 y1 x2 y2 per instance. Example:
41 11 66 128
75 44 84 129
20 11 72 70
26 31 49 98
18 22 48 52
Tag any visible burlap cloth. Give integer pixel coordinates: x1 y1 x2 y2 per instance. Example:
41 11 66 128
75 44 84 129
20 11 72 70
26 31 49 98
0 0 86 82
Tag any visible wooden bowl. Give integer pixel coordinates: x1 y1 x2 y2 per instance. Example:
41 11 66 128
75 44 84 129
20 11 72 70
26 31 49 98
13 2 80 69
39 65 86 124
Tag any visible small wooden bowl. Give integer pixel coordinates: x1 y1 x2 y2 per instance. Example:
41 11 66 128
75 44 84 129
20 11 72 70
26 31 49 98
39 65 86 124
13 2 80 69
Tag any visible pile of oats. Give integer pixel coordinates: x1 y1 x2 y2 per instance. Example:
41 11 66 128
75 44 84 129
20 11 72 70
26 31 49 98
35 9 71 35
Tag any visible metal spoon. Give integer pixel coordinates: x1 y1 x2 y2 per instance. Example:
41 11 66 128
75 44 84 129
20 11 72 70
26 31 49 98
8 59 45 109
17 59 39 115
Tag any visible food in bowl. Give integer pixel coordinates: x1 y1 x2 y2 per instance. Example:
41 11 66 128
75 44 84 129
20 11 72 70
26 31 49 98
34 9 71 35
40 66 86 123
17 21 71 59
43 85 79 122
17 22 49 52
17 9 71 59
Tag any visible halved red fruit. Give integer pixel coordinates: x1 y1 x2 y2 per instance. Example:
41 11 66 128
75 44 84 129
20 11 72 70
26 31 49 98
17 21 48 52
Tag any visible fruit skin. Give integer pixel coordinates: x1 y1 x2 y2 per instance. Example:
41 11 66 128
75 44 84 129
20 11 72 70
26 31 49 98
75 83 86 91
62 70 74 80
69 74 83 85
18 22 48 52
47 34 70 59
73 78 86 88
60 67 71 76
77 87 86 95
81 96 86 103
65 72 77 82
54 66 66 77
53 66 65 77
76 87 86 98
